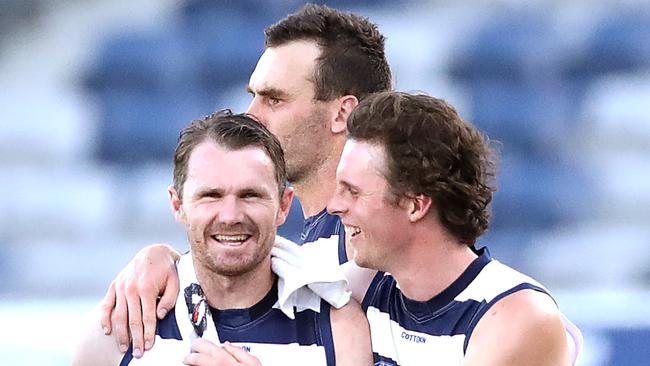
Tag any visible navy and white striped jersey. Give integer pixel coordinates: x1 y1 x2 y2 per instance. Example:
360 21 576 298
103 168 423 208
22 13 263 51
300 208 347 264
361 248 552 365
120 281 335 366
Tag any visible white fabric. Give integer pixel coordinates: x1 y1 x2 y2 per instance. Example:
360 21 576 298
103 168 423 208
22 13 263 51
177 235 350 336
366 259 583 365
271 235 351 319
130 241 350 365
174 254 221 344
561 312 584 366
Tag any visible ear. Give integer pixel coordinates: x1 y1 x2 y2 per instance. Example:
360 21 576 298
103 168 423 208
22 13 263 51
275 186 295 226
407 194 432 223
168 185 187 224
331 95 359 134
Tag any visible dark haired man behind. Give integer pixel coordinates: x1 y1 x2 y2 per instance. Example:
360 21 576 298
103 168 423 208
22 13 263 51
72 111 371 365
98 6 582 365
329 91 578 365
99 3 393 356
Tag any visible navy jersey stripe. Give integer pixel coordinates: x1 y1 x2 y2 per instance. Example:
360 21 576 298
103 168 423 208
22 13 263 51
151 300 331 346
368 298 483 337
374 353 402 366
119 346 133 366
157 308 183 340
301 209 348 264
337 226 347 264
462 282 550 352
216 306 324 346
318 300 335 366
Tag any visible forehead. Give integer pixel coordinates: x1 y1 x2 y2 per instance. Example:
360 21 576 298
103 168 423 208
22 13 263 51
248 40 321 94
185 141 277 191
337 139 388 182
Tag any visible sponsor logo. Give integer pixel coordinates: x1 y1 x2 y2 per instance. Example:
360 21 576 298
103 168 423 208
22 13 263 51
401 331 426 344
240 345 251 352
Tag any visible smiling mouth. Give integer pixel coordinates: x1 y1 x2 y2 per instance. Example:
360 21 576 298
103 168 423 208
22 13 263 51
211 234 252 246
345 225 362 238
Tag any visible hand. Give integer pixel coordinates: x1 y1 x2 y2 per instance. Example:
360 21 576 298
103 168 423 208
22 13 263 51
99 243 181 358
184 340 262 365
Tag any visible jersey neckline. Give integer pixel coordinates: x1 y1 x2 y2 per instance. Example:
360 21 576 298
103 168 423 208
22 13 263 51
400 247 491 317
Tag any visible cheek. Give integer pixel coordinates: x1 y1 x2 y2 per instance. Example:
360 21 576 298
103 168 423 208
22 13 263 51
265 109 294 136
365 205 402 237
248 203 281 229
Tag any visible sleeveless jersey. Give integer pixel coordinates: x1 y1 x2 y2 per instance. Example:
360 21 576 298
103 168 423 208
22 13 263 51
120 281 335 366
361 248 552 365
300 208 347 264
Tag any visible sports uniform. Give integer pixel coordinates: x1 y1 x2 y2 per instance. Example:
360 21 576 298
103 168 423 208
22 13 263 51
119 250 339 366
361 247 579 365
300 208 347 264
120 279 335 366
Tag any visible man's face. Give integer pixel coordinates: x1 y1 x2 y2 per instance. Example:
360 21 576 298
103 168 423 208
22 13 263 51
170 141 292 276
327 140 410 271
246 40 334 184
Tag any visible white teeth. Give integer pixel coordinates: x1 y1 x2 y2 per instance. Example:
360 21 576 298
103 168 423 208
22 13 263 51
213 234 249 242
345 225 361 236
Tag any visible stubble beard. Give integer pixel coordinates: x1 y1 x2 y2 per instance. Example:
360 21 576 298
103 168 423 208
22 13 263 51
189 226 268 278
283 109 330 186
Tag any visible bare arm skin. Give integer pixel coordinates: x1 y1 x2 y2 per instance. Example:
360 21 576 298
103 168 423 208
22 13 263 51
71 306 126 366
100 243 181 357
330 298 374 366
462 289 571 366
100 235 376 359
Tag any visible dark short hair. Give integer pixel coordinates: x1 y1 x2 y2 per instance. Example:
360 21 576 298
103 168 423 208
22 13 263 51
347 91 496 246
173 110 287 199
265 3 392 102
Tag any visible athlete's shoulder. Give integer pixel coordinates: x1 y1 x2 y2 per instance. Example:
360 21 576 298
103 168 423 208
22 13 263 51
464 288 570 365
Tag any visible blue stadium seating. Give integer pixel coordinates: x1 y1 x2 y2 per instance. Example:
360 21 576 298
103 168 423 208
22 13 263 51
447 11 554 83
561 9 650 81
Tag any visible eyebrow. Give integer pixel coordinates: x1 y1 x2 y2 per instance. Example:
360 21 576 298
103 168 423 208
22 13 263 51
193 187 223 199
339 180 360 192
194 185 272 199
246 85 290 99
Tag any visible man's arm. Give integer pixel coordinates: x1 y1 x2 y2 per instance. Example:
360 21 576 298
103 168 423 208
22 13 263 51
71 307 126 366
330 298 373 366
462 289 571 366
99 243 182 356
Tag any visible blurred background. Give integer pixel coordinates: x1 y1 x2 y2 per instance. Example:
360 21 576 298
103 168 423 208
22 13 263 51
1 0 649 364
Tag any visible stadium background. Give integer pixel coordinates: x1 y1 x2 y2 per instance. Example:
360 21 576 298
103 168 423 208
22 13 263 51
1 0 649 364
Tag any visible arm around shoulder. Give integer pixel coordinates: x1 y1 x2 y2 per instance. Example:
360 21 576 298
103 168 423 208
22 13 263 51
463 289 571 366
330 298 373 366
71 306 126 366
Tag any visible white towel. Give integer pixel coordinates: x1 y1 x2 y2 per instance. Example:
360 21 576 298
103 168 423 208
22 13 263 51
271 235 351 318
179 234 350 339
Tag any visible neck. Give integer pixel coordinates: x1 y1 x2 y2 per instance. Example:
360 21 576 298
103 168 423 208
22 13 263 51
292 142 343 218
193 256 275 310
388 223 478 302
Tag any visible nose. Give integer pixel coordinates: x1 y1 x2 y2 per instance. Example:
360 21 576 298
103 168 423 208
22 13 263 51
246 98 267 127
327 188 347 217
218 196 244 225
